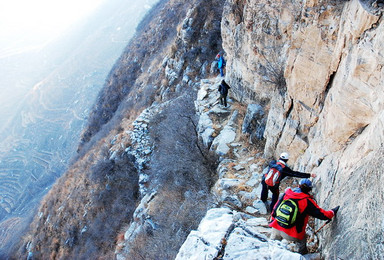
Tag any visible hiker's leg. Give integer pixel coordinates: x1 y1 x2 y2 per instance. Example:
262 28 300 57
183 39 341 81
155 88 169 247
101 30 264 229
219 67 224 77
279 232 308 254
270 228 283 241
220 95 224 105
296 238 308 255
260 180 269 202
270 186 280 212
223 95 227 107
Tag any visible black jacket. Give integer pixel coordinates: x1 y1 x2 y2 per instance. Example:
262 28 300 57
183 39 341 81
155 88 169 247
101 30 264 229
218 80 230 95
263 159 311 187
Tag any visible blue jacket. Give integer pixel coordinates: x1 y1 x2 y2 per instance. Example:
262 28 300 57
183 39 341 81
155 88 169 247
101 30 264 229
217 56 225 69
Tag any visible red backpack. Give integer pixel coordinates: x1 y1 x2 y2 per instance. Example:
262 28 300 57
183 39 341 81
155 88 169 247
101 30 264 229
264 161 285 187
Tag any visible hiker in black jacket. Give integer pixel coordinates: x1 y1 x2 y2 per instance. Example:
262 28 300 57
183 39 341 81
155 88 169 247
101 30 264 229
260 152 316 212
218 79 230 107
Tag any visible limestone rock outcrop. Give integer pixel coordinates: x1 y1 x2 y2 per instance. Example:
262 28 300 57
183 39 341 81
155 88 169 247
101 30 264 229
176 208 303 260
222 0 384 258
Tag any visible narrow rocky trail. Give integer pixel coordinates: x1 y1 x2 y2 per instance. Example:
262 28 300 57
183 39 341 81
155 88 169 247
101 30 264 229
176 77 322 259
114 76 325 259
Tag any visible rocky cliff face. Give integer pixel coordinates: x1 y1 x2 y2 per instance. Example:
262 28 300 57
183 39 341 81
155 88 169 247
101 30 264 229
222 0 384 258
13 0 384 259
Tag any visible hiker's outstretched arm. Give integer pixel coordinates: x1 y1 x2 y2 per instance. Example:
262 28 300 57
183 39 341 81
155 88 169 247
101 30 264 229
305 199 334 220
282 167 311 178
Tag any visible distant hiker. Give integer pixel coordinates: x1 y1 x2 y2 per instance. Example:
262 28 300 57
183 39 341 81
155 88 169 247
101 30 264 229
269 179 340 254
216 53 226 77
27 252 34 260
261 152 316 212
218 79 230 107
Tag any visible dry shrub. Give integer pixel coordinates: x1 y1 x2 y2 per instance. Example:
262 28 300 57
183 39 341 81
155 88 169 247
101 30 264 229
224 171 238 179
238 133 263 154
231 101 247 114
116 232 125 243
259 46 287 96
228 162 237 168
15 147 139 260
125 231 148 260
123 84 218 259
176 23 183 33
129 185 211 260
235 182 253 193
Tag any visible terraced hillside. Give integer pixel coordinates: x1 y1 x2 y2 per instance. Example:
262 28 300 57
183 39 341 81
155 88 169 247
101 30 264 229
0 0 159 223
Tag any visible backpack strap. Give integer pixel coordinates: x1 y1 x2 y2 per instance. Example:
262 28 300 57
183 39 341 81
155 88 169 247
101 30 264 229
272 192 286 217
276 161 286 168
272 193 306 217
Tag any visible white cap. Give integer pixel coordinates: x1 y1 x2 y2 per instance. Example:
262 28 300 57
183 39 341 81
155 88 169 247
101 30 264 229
280 152 289 160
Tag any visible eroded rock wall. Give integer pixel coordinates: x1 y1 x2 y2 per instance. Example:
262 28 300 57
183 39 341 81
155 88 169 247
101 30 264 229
222 0 384 258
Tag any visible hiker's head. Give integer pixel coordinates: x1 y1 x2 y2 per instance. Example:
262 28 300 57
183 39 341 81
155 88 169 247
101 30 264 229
279 152 289 162
299 179 313 194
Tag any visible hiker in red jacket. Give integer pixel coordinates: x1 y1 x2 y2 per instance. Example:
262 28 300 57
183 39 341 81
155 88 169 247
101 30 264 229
269 179 339 254
261 152 316 212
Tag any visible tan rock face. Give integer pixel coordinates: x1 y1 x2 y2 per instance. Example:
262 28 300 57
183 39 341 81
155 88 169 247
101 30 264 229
223 0 384 258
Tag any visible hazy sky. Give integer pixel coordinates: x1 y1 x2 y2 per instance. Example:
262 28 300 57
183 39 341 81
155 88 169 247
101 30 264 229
0 0 106 57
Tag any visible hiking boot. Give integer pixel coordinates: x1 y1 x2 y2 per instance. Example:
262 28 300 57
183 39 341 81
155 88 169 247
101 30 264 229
263 201 270 213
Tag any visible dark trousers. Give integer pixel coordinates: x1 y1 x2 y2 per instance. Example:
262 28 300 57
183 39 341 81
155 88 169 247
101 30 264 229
261 179 280 212
220 94 227 107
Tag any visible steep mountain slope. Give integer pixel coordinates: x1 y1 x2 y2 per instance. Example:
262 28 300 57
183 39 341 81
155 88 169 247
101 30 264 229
0 0 158 257
14 0 223 259
0 0 158 222
13 0 384 259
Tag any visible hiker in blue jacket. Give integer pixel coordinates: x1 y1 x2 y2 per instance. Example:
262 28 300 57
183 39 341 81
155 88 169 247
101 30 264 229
260 152 316 212
216 53 226 77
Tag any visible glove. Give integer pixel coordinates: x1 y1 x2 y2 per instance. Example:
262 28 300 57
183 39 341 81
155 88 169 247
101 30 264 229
331 206 340 217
